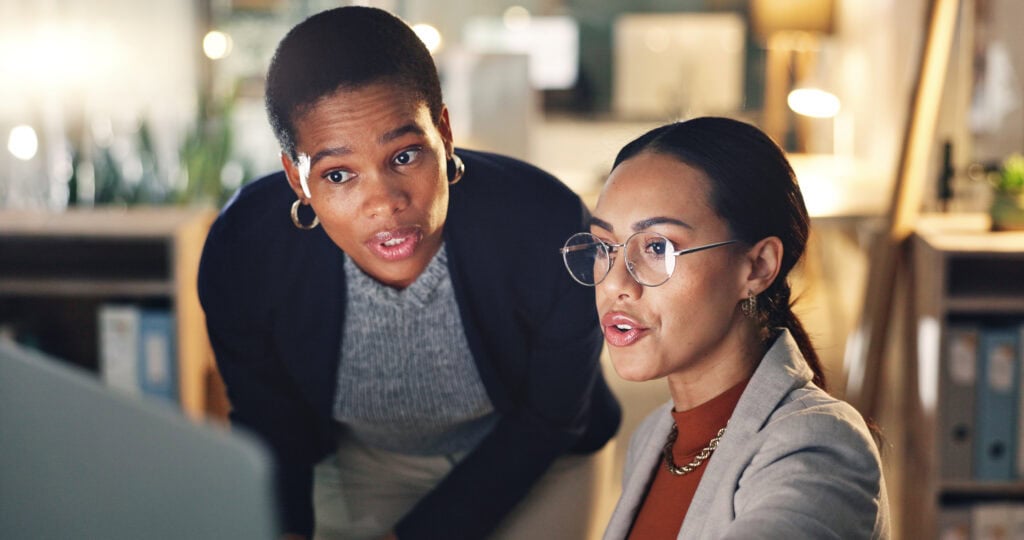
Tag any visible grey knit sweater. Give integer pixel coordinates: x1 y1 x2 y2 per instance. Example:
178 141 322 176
332 245 497 455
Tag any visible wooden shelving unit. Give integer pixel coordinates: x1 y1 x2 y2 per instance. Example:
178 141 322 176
903 213 1024 538
0 206 227 421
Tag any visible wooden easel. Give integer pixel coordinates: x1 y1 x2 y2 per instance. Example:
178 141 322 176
844 0 963 419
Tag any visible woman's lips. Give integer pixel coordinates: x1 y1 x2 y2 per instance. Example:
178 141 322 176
601 312 649 347
365 227 422 261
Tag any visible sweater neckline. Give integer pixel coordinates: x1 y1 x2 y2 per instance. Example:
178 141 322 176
343 243 449 308
670 375 750 458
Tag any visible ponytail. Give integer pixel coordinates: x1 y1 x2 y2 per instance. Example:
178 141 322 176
761 281 827 391
765 282 884 447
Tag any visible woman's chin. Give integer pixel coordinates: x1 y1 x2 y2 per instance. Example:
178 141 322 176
610 356 661 383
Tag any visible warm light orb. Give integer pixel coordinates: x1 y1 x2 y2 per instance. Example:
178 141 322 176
787 87 841 118
503 6 531 30
412 23 442 54
8 125 39 161
203 30 233 60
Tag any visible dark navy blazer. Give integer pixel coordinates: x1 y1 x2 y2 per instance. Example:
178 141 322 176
198 149 621 538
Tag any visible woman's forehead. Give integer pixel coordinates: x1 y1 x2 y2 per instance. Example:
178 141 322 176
597 153 713 220
301 83 426 121
292 84 436 149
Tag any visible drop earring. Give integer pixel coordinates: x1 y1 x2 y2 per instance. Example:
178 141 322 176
447 153 465 185
290 198 320 230
741 290 757 318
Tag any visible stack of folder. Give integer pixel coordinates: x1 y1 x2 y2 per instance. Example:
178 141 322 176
937 320 1024 537
98 303 177 405
940 321 1024 482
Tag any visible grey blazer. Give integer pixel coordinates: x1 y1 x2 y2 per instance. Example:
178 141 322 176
604 330 890 539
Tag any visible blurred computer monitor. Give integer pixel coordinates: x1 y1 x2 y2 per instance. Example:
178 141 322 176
613 12 746 119
462 15 580 90
0 340 278 539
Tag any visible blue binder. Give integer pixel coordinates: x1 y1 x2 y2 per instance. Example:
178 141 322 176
940 324 979 480
138 309 178 404
973 327 1020 481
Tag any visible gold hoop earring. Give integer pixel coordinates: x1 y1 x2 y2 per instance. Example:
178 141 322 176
741 290 758 318
291 198 320 230
447 153 465 185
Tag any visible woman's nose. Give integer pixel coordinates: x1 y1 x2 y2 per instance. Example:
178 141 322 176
599 253 642 299
362 173 410 219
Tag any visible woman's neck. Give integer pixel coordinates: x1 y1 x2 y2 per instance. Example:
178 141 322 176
666 327 763 411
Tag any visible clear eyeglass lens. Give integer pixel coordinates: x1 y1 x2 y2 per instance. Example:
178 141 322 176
562 232 682 286
625 232 676 286
562 233 609 285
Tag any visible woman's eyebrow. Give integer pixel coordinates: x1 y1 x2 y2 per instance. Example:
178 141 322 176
589 216 614 232
305 124 426 168
380 123 425 144
309 146 352 167
632 216 692 232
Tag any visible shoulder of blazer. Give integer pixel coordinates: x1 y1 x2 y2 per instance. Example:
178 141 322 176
202 171 341 321
444 150 592 320
449 149 589 238
203 171 347 417
446 149 591 284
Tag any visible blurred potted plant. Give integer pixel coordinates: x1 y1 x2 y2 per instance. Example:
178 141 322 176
84 119 172 206
178 90 235 207
988 153 1024 231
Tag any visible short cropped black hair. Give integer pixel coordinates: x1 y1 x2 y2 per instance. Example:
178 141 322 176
265 6 443 160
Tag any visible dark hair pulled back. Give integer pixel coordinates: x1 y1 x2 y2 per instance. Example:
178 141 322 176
613 117 826 390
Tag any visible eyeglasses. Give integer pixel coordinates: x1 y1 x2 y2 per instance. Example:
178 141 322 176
560 231 737 287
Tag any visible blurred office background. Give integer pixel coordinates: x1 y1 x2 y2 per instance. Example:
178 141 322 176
9 0 1018 211
2 1 1023 538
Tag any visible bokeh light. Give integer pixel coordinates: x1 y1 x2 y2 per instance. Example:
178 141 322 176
8 125 39 161
412 24 442 54
203 30 232 60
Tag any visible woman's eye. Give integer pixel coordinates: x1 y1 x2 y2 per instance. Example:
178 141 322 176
393 148 421 166
645 241 667 256
324 170 354 184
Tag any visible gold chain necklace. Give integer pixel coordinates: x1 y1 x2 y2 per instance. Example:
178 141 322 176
662 424 726 476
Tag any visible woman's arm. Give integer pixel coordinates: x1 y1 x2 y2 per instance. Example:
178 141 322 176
722 409 888 539
198 215 323 537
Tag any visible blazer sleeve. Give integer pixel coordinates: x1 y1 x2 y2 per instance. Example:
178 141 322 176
394 166 617 539
198 213 321 537
721 405 888 539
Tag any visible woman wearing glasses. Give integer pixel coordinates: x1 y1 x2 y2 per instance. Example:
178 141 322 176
562 117 890 539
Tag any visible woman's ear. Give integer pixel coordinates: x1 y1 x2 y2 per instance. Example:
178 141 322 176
281 152 309 200
743 236 783 296
437 105 454 156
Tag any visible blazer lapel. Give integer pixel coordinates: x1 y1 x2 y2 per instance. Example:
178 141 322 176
604 402 674 539
677 330 813 539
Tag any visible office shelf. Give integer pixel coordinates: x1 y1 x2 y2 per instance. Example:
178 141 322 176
903 213 1024 539
0 206 226 421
